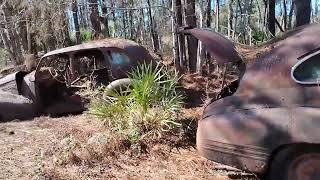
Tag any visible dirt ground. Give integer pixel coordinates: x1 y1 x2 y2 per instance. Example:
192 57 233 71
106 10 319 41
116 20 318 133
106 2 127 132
0 113 258 180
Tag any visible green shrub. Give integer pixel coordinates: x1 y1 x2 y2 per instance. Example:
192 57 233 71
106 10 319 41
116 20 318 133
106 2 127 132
89 63 183 143
80 28 93 42
252 29 268 44
70 28 93 45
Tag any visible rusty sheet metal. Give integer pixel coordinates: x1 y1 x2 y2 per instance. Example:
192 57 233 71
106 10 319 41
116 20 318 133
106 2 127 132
0 90 37 121
198 23 320 173
20 71 40 107
40 38 153 62
178 28 242 64
0 71 28 95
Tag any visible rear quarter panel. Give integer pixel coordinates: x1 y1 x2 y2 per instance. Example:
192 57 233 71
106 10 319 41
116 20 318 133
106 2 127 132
0 91 37 121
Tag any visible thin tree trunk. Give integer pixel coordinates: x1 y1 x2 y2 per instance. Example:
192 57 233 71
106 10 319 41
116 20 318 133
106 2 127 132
147 0 160 53
294 0 311 27
171 0 179 72
19 16 28 53
207 0 212 27
176 0 185 71
62 10 72 47
282 0 287 30
288 0 294 29
185 0 198 72
228 0 234 38
233 2 238 40
197 0 203 74
122 6 127 38
129 10 134 40
72 0 81 44
236 0 243 40
90 0 102 38
215 0 220 31
46 11 57 51
268 0 276 36
139 9 146 44
254 0 263 31
102 0 110 37
127 0 134 40
111 0 117 37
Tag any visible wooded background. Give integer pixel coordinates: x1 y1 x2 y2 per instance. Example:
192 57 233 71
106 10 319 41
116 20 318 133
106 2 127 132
0 0 318 73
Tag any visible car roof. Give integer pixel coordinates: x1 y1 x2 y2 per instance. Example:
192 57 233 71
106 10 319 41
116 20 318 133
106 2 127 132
41 38 153 61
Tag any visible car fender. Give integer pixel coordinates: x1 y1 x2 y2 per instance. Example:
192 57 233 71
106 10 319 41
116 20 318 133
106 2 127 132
0 90 37 121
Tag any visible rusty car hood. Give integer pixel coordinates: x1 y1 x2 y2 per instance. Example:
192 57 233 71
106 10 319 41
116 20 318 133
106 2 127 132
178 28 242 64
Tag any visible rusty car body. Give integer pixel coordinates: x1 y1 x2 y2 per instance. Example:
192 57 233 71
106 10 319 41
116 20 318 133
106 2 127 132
0 38 154 121
180 24 320 179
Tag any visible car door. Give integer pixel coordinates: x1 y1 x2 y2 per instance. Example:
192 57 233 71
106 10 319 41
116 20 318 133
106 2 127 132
289 49 320 144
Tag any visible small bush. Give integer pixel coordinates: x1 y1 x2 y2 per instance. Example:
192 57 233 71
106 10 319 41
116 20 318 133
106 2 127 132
70 28 93 45
90 63 183 144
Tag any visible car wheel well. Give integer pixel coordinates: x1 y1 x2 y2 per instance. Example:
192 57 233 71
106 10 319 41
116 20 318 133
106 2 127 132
263 143 320 179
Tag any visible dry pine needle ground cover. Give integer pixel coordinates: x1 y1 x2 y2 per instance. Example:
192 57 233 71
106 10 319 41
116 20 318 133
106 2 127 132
0 114 257 180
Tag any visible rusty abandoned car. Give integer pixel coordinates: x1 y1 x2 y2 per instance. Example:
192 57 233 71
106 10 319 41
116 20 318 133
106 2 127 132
181 24 320 179
0 38 154 121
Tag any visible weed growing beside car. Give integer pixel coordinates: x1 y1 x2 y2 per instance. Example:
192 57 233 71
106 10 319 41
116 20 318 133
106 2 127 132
90 63 183 145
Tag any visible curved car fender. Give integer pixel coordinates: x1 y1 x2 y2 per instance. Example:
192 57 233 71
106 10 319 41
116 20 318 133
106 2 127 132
0 91 37 121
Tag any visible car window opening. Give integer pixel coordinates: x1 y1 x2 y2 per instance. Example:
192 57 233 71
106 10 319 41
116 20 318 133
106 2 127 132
293 53 320 84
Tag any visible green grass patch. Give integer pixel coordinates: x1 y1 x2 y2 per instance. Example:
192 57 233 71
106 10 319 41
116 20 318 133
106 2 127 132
89 63 183 144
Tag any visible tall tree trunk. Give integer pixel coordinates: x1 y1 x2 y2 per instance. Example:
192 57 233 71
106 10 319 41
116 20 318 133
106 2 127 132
111 0 117 37
288 0 294 29
89 0 102 38
139 9 145 44
79 0 89 28
147 0 160 53
215 0 220 31
197 0 203 74
176 0 185 71
62 10 72 47
101 0 110 37
207 0 212 27
255 0 263 31
121 0 127 38
172 0 180 72
127 0 134 40
72 0 81 44
129 10 134 40
46 11 57 51
282 0 287 30
19 16 28 53
233 2 238 39
185 0 198 72
236 0 243 39
294 0 311 27
129 11 134 40
268 0 276 36
228 0 234 38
